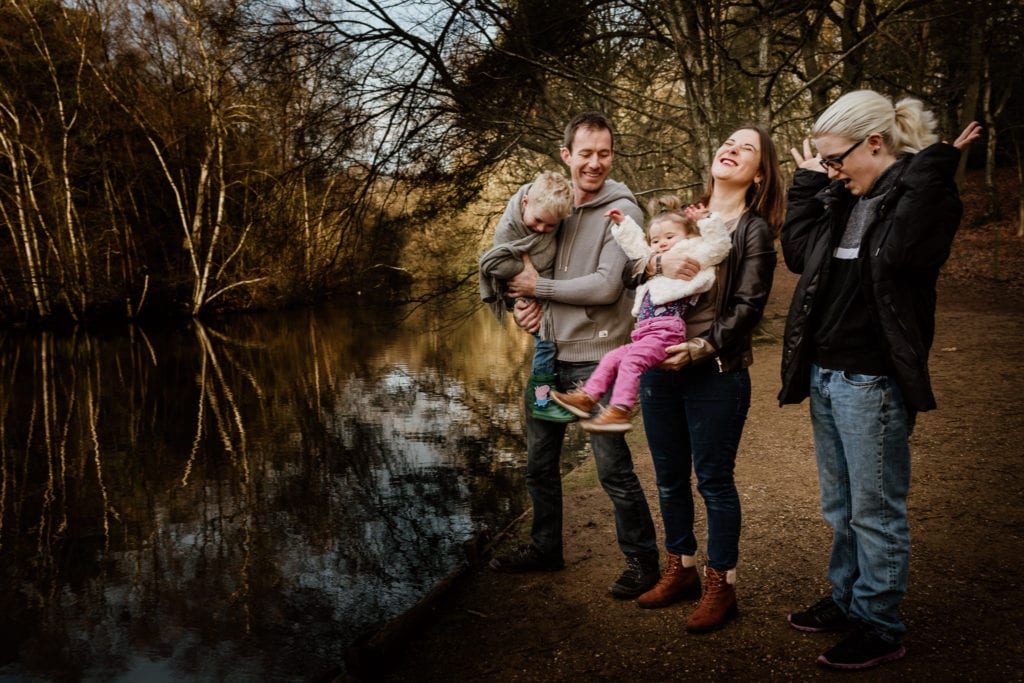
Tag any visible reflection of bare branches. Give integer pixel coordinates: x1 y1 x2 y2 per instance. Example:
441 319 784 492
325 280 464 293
84 337 121 550
194 322 249 462
181 348 206 489
390 272 481 331
38 333 69 555
191 320 254 632
0 335 12 550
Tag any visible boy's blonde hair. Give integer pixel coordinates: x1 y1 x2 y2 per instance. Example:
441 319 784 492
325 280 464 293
527 171 574 219
812 89 938 155
646 195 699 239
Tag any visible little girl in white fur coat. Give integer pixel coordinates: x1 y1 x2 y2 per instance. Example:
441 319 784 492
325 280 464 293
612 208 732 317
551 203 731 433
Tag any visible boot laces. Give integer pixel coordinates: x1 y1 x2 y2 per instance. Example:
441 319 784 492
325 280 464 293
703 566 727 593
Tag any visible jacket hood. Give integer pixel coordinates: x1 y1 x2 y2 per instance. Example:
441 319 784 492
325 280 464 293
495 183 530 241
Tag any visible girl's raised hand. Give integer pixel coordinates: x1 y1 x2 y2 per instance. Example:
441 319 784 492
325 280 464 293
604 208 624 225
684 203 710 221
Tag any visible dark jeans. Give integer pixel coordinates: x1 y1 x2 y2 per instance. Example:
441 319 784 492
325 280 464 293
639 362 751 569
525 360 658 561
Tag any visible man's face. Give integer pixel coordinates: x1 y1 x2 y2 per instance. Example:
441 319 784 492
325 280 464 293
560 126 613 203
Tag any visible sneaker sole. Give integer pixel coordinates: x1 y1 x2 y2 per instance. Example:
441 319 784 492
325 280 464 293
531 411 578 423
816 645 906 670
787 614 849 633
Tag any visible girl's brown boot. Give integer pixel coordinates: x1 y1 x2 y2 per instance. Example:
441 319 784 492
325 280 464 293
685 566 737 632
636 553 701 609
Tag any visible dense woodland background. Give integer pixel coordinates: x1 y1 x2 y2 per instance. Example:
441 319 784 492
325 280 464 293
1 0 1021 324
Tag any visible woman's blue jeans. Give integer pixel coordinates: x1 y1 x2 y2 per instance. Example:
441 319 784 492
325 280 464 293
525 360 658 561
639 362 751 570
809 364 912 641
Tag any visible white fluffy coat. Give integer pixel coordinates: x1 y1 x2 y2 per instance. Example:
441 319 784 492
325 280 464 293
612 213 732 317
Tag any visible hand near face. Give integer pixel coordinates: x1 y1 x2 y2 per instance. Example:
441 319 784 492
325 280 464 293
684 203 710 222
790 138 825 173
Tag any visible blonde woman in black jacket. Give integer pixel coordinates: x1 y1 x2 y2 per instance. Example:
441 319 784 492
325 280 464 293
779 89 980 670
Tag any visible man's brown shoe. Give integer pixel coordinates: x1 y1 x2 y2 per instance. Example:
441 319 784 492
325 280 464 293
685 566 737 633
637 553 701 609
551 389 597 419
581 404 632 433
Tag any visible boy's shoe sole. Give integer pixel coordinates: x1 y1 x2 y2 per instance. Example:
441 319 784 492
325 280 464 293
531 405 578 423
816 623 906 670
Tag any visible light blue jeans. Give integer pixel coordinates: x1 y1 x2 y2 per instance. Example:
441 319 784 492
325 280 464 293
810 363 913 641
531 334 557 376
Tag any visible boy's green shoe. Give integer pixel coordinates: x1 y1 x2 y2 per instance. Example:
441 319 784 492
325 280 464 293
528 374 578 423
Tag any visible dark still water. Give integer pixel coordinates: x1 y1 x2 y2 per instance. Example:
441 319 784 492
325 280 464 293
0 298 588 681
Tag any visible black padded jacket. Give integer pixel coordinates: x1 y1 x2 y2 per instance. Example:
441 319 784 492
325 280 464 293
778 142 963 412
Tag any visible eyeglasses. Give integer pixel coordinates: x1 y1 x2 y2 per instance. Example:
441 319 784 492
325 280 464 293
819 138 865 171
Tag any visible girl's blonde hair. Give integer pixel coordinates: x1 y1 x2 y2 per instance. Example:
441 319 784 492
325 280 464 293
527 171 574 219
812 89 938 155
646 195 699 238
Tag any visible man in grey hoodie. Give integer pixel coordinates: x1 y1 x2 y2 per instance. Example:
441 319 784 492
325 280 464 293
489 112 661 599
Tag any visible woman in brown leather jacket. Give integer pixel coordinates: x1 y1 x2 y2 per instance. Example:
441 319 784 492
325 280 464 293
625 126 784 633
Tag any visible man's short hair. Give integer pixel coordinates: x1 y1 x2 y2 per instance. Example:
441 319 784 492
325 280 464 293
562 112 615 152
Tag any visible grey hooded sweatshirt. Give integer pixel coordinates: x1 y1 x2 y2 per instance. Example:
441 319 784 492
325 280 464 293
534 178 642 363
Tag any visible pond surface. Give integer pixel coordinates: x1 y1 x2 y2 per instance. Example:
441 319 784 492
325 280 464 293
0 298 588 681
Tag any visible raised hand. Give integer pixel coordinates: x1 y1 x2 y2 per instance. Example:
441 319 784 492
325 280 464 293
790 138 825 172
951 121 982 151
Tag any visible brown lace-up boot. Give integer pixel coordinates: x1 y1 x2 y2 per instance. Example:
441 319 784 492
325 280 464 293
685 566 737 633
636 553 701 609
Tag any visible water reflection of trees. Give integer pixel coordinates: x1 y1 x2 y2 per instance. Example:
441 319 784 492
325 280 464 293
0 301 568 680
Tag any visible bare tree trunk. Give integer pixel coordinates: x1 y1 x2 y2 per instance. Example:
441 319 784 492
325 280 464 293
982 54 1011 220
0 107 51 317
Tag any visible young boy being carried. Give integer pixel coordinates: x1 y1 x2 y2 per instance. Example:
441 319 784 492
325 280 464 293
479 171 576 422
